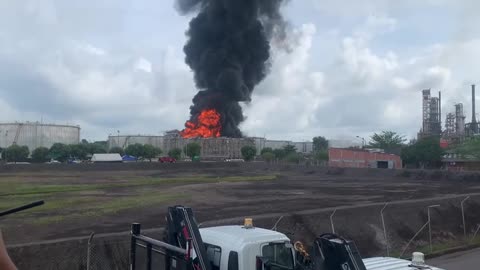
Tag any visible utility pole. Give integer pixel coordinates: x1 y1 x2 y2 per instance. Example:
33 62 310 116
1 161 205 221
461 196 470 240
428 205 441 253
4 131 8 162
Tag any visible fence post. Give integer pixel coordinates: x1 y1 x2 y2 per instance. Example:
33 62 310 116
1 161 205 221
131 223 141 270
380 203 389 256
471 224 480 243
461 196 470 240
428 205 441 253
146 243 152 270
330 209 337 234
272 216 284 231
399 221 429 258
86 232 95 270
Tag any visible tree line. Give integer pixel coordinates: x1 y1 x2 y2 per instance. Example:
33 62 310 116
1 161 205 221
0 142 168 163
0 141 113 163
4 132 448 167
0 141 210 163
240 136 329 163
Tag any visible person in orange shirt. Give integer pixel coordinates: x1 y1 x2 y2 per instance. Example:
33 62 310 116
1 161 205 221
0 231 16 270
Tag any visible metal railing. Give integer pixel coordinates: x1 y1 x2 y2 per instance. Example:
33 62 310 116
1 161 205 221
130 223 192 270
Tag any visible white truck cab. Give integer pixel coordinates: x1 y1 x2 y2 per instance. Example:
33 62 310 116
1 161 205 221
200 223 295 270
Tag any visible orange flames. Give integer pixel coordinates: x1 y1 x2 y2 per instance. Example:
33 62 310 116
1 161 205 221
181 109 222 138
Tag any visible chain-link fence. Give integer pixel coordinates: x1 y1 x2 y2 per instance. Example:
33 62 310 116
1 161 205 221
8 194 480 269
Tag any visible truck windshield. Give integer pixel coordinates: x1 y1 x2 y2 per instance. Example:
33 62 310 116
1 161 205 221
262 243 294 270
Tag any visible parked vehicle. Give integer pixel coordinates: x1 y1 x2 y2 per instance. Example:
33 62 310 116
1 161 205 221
159 157 176 163
224 158 245 162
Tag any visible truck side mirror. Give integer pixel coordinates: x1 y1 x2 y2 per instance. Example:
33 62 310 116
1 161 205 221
256 256 271 270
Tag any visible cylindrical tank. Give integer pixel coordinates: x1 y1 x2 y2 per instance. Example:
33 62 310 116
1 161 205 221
108 135 164 150
0 122 80 151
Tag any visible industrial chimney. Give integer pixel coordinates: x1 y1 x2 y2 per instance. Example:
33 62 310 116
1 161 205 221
473 84 477 124
439 91 441 128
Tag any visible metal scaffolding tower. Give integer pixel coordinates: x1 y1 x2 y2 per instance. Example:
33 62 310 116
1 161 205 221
422 89 431 133
445 113 455 137
455 103 466 135
420 89 442 138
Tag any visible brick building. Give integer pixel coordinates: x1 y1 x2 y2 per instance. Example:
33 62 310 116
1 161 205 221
328 148 402 169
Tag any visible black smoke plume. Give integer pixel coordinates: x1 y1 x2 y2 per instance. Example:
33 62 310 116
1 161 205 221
176 0 288 137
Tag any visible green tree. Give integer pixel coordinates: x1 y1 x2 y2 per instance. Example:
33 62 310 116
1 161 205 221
260 147 273 155
454 137 480 159
87 142 107 154
241 145 257 162
144 144 161 162
273 149 286 160
168 148 182 160
5 145 29 163
314 150 329 161
283 145 297 155
286 152 303 164
184 143 201 159
31 147 50 163
70 144 89 160
49 143 71 162
369 131 406 152
125 143 145 159
313 136 329 152
262 152 275 163
401 137 443 168
109 146 125 156
400 144 416 167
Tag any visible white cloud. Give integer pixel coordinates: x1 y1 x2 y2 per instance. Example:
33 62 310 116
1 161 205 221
243 24 331 139
134 58 153 73
354 15 397 41
310 0 455 17
243 10 480 141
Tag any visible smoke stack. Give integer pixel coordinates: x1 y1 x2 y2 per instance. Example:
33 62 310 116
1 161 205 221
439 91 441 125
472 84 477 124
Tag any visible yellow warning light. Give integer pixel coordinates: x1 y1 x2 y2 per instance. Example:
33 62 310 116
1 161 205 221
244 218 253 228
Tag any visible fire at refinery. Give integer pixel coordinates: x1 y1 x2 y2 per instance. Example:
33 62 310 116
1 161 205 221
180 109 222 138
175 0 288 138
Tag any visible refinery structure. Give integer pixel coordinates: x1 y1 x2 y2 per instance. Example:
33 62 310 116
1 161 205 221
418 84 480 141
0 122 80 151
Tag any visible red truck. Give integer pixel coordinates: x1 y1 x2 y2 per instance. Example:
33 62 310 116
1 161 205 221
159 157 176 163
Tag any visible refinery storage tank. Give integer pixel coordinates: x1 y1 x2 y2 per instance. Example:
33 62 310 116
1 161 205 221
0 122 80 151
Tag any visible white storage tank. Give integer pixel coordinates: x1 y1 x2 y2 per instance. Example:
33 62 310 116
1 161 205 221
0 122 80 151
108 135 164 150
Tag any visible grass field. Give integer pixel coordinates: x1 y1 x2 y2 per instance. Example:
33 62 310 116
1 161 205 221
0 174 277 226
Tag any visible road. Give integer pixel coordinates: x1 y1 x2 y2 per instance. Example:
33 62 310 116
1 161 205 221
429 248 480 270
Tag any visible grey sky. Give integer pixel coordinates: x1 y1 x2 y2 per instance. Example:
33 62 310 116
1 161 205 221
1 0 480 142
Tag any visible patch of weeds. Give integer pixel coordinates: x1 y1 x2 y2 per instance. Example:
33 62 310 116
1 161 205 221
0 175 277 197
396 170 411 178
326 168 345 176
33 193 183 225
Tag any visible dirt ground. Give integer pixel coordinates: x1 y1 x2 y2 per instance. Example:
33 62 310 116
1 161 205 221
4 163 480 269
2 162 480 246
